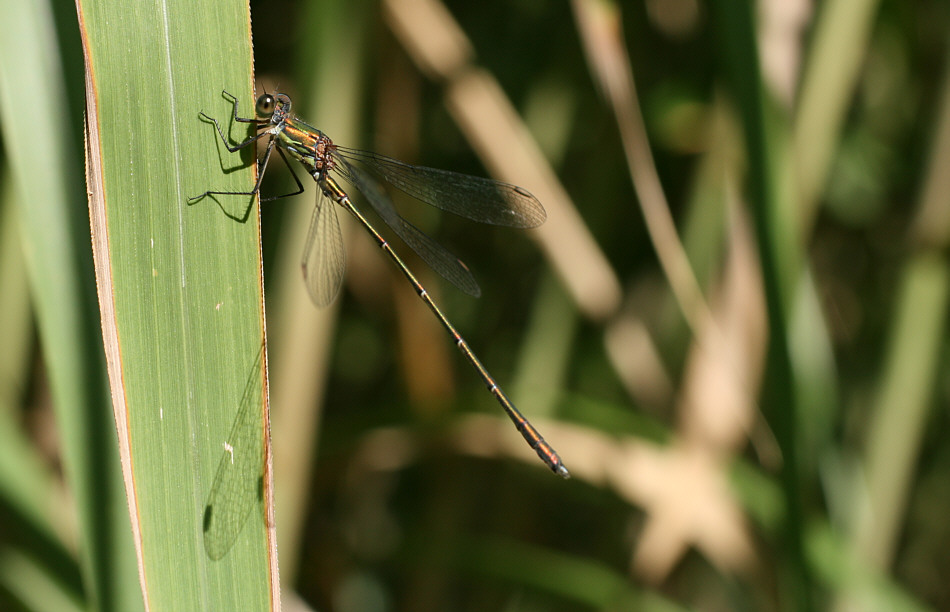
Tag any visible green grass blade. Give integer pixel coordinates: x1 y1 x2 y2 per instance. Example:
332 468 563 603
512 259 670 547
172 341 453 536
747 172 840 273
708 2 813 609
77 0 277 609
795 0 882 230
0 0 142 608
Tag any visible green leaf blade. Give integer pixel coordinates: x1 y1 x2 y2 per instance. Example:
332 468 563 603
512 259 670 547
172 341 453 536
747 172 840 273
78 0 277 608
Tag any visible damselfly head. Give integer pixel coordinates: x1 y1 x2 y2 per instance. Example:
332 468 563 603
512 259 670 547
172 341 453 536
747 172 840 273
255 93 291 123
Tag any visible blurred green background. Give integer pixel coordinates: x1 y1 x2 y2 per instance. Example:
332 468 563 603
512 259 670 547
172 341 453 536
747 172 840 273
4 0 950 610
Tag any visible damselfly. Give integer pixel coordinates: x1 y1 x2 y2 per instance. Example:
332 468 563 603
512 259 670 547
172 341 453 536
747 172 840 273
191 91 569 478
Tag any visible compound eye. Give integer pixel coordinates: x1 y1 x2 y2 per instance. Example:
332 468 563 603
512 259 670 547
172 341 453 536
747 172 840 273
256 94 276 117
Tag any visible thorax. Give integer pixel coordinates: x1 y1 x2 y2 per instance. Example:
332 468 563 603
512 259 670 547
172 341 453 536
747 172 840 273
275 118 335 178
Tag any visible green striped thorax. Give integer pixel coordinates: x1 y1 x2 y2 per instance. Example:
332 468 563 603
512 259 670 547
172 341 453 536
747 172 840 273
254 93 336 179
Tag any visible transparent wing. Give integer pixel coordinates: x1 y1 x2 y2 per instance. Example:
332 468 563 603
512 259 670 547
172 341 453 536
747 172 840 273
301 189 346 307
333 146 546 228
203 347 266 560
334 157 481 298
